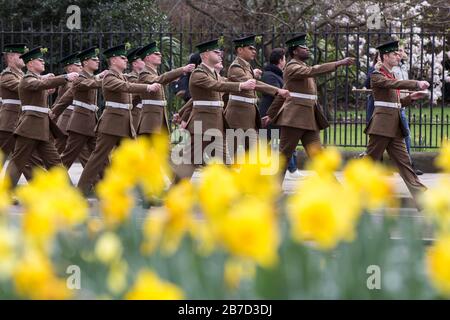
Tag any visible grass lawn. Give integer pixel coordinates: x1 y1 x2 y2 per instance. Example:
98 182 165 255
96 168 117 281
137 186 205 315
325 105 450 151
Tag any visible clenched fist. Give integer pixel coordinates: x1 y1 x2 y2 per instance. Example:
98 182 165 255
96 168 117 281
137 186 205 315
147 83 162 92
240 79 256 91
277 89 290 98
337 57 355 67
66 72 79 82
417 81 430 90
183 64 196 73
253 68 263 79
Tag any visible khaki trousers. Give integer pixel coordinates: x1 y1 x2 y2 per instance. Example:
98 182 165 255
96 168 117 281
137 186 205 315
366 134 426 208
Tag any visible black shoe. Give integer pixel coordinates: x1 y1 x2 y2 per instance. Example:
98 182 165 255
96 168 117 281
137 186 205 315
415 169 423 176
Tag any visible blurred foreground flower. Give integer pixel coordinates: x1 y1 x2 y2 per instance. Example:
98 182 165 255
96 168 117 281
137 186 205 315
426 233 450 297
13 248 71 299
343 157 396 210
288 176 361 250
220 197 279 268
97 135 170 228
142 180 196 255
435 140 450 173
16 167 88 246
125 269 184 300
421 178 450 231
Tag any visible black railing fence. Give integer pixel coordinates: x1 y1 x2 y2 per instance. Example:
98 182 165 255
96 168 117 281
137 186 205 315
1 20 449 149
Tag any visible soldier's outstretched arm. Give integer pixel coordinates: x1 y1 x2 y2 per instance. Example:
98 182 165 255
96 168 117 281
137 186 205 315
286 61 337 79
191 71 241 93
370 72 419 90
103 75 149 94
23 75 66 91
155 68 185 85
73 76 102 91
228 65 278 96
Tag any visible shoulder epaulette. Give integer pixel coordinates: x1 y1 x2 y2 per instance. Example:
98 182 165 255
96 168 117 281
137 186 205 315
192 67 208 75
229 63 244 69
0 67 13 76
371 70 383 75
23 73 37 79
286 60 301 67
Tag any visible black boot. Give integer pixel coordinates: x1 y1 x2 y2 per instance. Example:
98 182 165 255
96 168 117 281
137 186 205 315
412 162 423 176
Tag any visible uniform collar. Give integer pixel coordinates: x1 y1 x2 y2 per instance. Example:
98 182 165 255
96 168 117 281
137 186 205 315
236 56 251 69
7 66 24 76
143 64 158 74
108 67 122 77
291 58 306 65
201 62 216 77
26 70 40 77
380 64 394 74
82 69 94 77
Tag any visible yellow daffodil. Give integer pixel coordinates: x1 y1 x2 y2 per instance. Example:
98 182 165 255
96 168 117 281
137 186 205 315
95 232 123 264
426 233 450 297
142 180 196 255
224 258 256 291
343 158 396 210
435 140 450 173
16 167 88 245
421 178 450 230
125 269 184 300
220 198 279 268
198 163 240 222
13 249 71 299
96 135 170 228
189 219 216 256
234 146 281 202
287 176 361 250
306 147 341 177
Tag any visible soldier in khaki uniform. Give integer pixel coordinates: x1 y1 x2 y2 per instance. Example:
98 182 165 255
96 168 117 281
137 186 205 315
171 38 256 181
0 43 42 182
5 47 79 187
53 52 83 154
225 35 290 162
51 47 108 170
175 62 227 127
137 41 195 136
77 44 161 195
365 40 429 208
264 34 354 176
125 46 145 130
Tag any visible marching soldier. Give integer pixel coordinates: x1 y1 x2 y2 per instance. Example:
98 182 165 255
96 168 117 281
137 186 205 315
365 40 429 208
137 41 195 136
225 35 290 162
264 33 354 176
5 46 79 187
77 44 161 195
125 46 145 130
0 44 28 159
0 43 42 182
51 47 109 170
171 38 256 181
175 61 227 128
53 52 83 154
